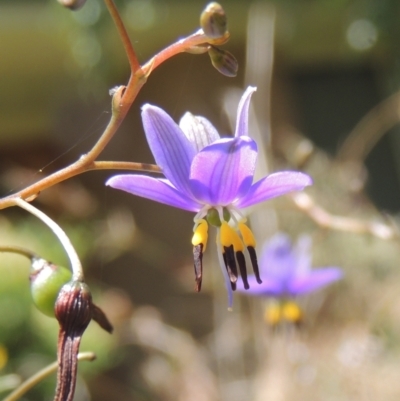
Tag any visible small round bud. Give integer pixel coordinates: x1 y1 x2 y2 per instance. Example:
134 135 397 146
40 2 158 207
200 2 227 39
57 0 87 10
29 258 72 317
208 46 238 77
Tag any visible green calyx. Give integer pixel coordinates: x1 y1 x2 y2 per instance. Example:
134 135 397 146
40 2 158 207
29 258 72 317
206 207 231 227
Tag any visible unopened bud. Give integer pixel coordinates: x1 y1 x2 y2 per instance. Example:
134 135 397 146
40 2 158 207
54 281 92 401
200 2 227 39
55 281 92 333
208 46 238 77
57 0 87 10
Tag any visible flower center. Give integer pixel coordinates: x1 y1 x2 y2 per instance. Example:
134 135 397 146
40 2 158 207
191 206 262 298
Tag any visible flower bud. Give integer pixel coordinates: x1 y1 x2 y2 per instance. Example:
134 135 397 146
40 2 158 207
29 258 72 317
55 281 93 334
200 2 227 39
208 46 238 77
54 281 92 401
57 0 87 10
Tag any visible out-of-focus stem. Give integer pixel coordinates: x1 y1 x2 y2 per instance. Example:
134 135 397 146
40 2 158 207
0 245 38 260
291 192 397 240
2 352 96 401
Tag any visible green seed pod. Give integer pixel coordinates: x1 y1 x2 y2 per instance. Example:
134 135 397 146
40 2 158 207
206 208 231 227
57 0 87 10
208 46 238 77
200 2 227 39
29 258 72 317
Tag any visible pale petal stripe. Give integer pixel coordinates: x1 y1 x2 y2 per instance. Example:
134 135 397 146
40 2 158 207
142 105 196 197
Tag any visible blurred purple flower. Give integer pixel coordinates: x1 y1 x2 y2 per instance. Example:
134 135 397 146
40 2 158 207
106 87 312 308
237 233 343 297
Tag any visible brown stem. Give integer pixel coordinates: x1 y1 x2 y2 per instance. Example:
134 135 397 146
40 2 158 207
0 160 161 211
0 19 211 210
91 160 161 173
103 0 140 73
55 333 82 401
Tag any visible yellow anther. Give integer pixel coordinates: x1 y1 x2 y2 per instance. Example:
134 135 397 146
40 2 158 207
220 222 244 251
264 303 281 326
282 301 302 323
192 219 208 251
238 222 256 247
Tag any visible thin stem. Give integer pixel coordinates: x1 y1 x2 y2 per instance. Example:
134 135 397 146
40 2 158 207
0 24 212 210
0 245 38 260
103 0 140 73
142 31 209 75
91 160 162 173
14 198 84 282
0 160 161 211
2 352 96 401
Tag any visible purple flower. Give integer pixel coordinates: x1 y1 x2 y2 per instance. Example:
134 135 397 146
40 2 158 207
106 87 312 307
237 233 343 297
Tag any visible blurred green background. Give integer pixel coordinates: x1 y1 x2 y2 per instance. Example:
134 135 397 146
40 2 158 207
2 0 400 400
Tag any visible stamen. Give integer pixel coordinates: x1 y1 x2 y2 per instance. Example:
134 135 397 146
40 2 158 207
220 221 247 290
235 251 249 289
238 223 262 284
282 301 302 325
216 229 233 309
192 219 208 292
223 244 238 285
264 302 281 326
193 244 203 292
193 206 210 223
247 246 262 284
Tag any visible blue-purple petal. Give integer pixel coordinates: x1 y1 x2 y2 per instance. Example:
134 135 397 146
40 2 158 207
141 105 196 196
259 233 297 283
236 276 282 296
106 175 201 212
235 171 313 209
188 137 257 205
288 267 343 295
234 86 257 138
293 235 313 276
